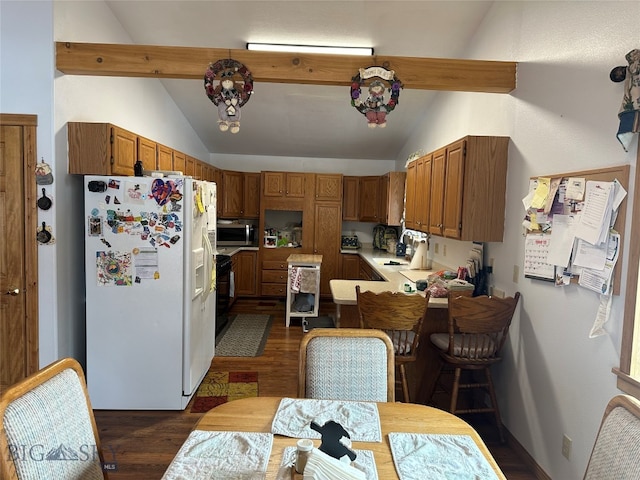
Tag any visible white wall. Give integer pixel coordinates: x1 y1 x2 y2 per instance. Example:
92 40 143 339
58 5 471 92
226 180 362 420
4 0 639 477
1 0 57 364
399 2 639 478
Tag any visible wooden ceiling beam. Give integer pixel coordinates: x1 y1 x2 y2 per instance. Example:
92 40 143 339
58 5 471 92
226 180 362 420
56 42 516 93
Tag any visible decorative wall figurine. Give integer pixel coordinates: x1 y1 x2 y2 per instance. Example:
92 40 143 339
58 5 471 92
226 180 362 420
611 49 640 151
351 66 402 128
204 59 254 134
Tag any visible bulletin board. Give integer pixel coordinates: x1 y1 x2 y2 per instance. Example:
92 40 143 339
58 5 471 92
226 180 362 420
525 165 629 295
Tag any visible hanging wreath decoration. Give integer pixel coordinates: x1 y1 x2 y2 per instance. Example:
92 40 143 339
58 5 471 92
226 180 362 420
351 66 403 128
204 59 254 134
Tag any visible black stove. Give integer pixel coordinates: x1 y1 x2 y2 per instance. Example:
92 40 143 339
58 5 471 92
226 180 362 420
215 254 232 337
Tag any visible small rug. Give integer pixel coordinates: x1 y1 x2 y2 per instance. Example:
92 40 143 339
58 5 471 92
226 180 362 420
190 371 258 413
215 314 273 357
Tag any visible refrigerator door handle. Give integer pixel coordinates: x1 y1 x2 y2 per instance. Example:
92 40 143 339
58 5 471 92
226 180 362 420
202 229 214 302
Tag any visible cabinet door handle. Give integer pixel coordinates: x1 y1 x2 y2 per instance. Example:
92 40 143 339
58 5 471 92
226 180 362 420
5 288 19 296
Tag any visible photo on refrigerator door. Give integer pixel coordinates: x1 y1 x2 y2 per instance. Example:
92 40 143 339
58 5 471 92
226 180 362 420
96 251 132 286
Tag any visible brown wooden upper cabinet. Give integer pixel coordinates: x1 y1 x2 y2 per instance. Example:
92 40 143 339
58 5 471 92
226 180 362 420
314 173 343 202
406 135 509 242
68 122 138 175
173 150 186 173
406 153 437 233
379 172 406 226
185 155 196 178
343 172 405 225
342 176 360 221
137 136 157 172
220 170 245 218
263 171 306 198
243 172 260 218
219 170 261 219
359 176 380 222
157 144 173 171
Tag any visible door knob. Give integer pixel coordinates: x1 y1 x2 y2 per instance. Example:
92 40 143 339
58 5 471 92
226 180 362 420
5 288 19 296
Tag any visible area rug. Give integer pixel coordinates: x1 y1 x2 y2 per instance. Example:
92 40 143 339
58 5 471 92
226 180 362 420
190 371 258 413
215 314 273 357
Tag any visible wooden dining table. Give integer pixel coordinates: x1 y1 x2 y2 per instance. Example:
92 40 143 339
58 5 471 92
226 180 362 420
193 396 506 479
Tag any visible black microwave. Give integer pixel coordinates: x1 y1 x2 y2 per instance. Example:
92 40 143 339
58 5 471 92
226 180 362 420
217 221 257 246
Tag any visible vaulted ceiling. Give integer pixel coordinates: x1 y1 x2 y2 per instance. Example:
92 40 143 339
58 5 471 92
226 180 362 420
60 1 515 161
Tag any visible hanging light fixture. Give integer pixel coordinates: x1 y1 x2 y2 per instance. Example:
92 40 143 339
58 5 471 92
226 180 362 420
246 43 373 56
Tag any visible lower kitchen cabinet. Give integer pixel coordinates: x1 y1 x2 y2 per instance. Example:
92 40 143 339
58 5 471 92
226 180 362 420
260 249 290 297
233 250 257 297
342 254 360 279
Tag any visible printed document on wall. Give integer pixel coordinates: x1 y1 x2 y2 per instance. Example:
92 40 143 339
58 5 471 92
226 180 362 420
574 181 614 245
577 231 620 295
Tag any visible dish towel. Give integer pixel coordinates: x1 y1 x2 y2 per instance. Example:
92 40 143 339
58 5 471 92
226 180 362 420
271 397 382 442
616 49 640 152
275 446 378 480
388 433 500 480
299 269 318 293
162 430 273 480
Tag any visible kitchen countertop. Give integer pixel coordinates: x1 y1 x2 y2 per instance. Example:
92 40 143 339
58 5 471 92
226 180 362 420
332 246 450 309
216 245 259 256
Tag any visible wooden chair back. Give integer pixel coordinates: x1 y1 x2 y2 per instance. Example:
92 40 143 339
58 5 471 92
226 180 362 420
356 286 430 358
298 328 395 402
445 292 521 363
0 358 107 480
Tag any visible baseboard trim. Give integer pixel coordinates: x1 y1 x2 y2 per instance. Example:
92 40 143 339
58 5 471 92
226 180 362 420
504 425 551 480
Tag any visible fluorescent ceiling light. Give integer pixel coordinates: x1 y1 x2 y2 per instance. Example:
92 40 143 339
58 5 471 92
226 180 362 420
246 43 373 56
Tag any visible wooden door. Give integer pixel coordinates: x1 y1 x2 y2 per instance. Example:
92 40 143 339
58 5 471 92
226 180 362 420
442 140 465 239
404 161 417 230
0 114 38 393
244 172 260 218
315 174 342 202
429 148 446 235
111 125 137 175
137 136 157 171
313 202 342 295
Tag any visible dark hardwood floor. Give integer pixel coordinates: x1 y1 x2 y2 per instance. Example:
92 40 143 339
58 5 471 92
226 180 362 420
94 298 539 479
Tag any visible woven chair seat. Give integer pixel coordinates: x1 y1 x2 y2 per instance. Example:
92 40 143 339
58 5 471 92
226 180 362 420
430 332 497 359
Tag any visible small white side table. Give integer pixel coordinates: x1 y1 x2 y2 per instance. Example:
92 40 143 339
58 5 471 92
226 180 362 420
286 254 322 327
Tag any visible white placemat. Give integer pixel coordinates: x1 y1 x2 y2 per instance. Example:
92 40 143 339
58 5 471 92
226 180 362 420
275 446 378 480
388 433 499 480
271 397 382 442
162 430 273 480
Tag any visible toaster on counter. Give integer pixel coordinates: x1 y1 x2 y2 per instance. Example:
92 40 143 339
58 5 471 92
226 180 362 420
341 235 361 249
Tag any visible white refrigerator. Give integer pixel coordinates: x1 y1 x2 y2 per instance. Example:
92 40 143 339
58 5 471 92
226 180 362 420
84 175 217 409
